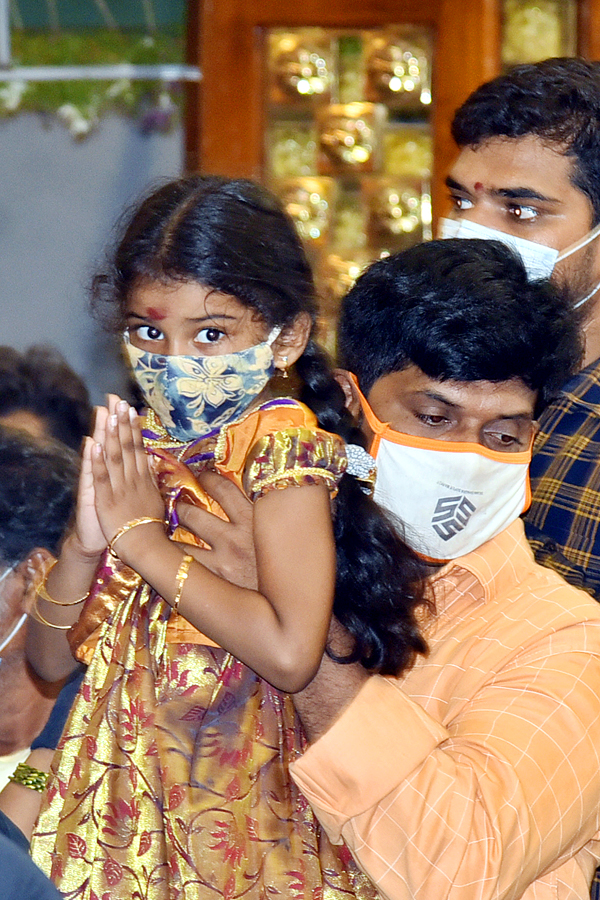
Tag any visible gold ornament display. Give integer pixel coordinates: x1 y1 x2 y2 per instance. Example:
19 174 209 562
278 177 337 247
502 0 576 66
264 25 434 337
365 28 432 112
364 177 431 250
317 102 386 174
269 30 333 104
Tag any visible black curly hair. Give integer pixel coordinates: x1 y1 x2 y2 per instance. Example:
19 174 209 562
452 57 600 224
0 425 79 565
339 238 582 418
0 345 92 452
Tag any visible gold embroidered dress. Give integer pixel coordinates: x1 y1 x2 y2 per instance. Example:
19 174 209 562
31 398 376 900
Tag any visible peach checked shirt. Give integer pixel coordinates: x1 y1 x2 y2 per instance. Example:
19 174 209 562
291 520 600 900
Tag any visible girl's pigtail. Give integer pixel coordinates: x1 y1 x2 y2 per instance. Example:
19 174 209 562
295 339 358 442
332 475 429 676
294 340 429 677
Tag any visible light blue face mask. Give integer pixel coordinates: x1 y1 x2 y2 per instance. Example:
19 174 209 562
124 328 281 443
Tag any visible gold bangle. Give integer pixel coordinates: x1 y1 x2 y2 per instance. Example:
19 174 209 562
8 762 49 793
31 595 72 630
173 554 194 612
36 559 89 607
108 516 165 559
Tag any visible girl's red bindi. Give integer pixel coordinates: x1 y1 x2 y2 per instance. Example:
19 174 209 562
146 307 166 320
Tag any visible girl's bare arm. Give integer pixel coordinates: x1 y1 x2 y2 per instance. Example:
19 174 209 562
26 410 110 682
92 401 336 692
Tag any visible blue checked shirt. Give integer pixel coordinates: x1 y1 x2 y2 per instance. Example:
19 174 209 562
524 357 600 600
524 358 600 900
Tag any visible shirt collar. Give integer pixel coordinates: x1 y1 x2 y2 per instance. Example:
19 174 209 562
432 519 532 605
554 355 600 403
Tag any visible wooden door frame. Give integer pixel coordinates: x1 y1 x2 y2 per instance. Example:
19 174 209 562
579 0 600 59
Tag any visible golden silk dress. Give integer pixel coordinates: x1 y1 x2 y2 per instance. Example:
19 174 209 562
31 398 378 900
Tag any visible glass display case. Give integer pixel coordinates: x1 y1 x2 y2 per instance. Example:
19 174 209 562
264 25 433 345
192 0 509 342
191 0 600 342
190 0 599 343
501 0 577 66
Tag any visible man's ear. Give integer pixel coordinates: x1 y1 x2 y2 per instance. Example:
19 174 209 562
271 312 312 373
21 547 54 614
334 368 362 418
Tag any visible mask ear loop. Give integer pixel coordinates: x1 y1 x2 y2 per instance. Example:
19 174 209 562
266 326 289 377
556 224 600 310
573 281 600 310
0 613 27 656
0 563 25 663
266 326 282 345
556 221 600 262
347 373 391 456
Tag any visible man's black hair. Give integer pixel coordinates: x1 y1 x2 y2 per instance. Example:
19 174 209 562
0 426 79 565
451 57 600 223
0 345 92 452
338 238 582 417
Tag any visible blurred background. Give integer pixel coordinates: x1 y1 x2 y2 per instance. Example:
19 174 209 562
0 0 593 402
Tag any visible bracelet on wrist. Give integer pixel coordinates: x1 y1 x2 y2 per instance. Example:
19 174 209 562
173 554 194 613
8 762 50 793
108 517 165 560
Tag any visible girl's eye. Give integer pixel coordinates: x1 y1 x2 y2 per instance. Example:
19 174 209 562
197 327 225 344
137 325 164 341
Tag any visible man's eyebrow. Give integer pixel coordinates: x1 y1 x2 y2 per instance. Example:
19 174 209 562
493 187 558 203
421 389 460 408
445 175 558 205
420 390 533 421
445 175 465 193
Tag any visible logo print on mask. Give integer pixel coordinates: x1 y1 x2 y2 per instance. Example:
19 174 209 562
432 495 477 541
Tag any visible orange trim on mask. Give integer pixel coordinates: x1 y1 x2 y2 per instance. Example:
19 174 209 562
349 372 533 465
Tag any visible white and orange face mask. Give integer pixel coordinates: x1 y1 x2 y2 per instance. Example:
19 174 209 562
351 375 533 563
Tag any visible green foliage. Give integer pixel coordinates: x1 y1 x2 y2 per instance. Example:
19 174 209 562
0 30 186 137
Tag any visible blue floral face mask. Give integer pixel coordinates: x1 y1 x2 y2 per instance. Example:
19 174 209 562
124 328 280 443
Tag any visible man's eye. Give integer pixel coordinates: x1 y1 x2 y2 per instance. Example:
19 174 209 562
137 325 164 341
507 204 538 221
418 413 448 426
488 431 521 449
197 327 225 344
450 195 473 212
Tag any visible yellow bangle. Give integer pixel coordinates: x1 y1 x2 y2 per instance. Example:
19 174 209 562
36 559 89 607
108 516 165 559
173 554 194 612
31 595 72 630
8 762 49 793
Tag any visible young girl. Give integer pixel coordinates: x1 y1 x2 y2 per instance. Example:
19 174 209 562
28 176 428 899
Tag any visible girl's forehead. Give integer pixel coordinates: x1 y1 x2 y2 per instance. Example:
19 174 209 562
127 280 250 320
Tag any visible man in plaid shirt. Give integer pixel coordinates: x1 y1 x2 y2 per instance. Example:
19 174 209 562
445 57 600 600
